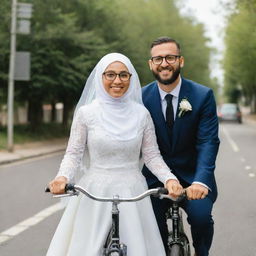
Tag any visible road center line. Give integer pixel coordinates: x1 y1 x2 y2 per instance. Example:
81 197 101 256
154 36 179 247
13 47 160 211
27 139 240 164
221 127 240 152
0 203 63 244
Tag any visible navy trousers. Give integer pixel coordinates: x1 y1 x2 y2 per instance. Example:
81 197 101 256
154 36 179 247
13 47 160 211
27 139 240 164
149 181 214 256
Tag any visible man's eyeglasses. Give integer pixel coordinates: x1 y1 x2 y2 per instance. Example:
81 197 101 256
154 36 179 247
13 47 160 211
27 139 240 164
151 55 181 65
103 71 132 82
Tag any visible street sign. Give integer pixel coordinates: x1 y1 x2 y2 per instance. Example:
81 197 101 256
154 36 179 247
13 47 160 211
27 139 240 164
17 3 33 19
14 51 30 81
17 19 31 34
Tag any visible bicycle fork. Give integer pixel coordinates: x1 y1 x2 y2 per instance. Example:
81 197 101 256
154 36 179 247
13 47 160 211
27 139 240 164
103 201 127 256
168 202 183 247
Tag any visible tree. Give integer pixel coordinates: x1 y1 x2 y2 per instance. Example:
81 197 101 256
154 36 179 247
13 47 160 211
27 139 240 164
0 0 11 107
223 0 256 111
1 0 217 129
16 1 109 128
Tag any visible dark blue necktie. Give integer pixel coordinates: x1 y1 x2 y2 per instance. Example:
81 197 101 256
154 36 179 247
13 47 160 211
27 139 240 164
165 94 174 135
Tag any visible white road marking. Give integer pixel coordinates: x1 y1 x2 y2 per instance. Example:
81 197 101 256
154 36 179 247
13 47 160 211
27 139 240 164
249 173 255 178
245 165 252 170
0 203 63 244
222 127 240 152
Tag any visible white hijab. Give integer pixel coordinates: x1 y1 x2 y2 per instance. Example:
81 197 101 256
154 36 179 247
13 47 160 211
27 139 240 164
75 53 143 141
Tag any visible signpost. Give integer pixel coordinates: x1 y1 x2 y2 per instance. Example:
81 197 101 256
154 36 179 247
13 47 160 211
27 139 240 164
7 0 17 152
7 1 32 152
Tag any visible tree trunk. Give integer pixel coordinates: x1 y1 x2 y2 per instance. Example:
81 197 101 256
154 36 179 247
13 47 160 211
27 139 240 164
252 94 256 113
28 98 43 130
62 99 71 129
51 100 56 122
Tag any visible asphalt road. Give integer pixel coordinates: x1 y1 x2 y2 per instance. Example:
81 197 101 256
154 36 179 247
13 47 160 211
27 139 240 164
0 121 256 255
211 122 256 255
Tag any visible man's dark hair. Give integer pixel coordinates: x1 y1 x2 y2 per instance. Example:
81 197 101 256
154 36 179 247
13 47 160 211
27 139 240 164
150 36 181 53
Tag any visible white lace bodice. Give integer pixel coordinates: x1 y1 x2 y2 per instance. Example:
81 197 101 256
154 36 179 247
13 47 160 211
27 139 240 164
57 102 176 184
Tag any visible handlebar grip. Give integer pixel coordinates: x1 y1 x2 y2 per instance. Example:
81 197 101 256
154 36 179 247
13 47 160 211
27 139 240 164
152 187 169 197
45 187 50 193
158 187 169 195
45 184 75 193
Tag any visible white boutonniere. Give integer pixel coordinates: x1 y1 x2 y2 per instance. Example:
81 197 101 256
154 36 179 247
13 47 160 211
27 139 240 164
178 98 192 117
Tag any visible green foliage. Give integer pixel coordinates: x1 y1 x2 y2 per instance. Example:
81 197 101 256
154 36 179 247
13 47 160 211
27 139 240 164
1 0 215 128
0 123 69 149
224 0 256 106
0 0 11 105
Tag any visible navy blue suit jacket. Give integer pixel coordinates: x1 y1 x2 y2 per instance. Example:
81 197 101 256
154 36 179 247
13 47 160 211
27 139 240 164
142 78 220 202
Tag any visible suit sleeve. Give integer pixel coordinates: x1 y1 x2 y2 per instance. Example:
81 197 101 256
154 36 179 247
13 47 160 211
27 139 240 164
194 89 220 189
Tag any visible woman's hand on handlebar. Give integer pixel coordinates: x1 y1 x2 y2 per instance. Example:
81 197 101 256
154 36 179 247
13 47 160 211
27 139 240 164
48 176 68 194
165 179 184 198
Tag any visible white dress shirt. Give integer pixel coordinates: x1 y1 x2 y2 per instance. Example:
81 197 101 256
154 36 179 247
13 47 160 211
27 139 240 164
157 79 181 120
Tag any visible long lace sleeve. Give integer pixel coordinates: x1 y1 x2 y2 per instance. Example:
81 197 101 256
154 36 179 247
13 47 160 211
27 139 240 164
56 107 87 182
142 112 177 184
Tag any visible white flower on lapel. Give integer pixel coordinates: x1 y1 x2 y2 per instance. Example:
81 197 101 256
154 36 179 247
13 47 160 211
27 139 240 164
178 98 192 117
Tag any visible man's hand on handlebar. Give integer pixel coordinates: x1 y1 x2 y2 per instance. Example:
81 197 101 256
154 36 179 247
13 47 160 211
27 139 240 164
165 179 184 198
48 176 68 194
186 183 208 200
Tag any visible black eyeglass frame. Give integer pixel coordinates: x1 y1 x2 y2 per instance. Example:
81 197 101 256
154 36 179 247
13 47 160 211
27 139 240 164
102 71 132 82
150 54 181 65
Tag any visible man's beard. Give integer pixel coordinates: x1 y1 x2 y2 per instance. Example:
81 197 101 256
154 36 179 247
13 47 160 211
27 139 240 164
152 66 180 85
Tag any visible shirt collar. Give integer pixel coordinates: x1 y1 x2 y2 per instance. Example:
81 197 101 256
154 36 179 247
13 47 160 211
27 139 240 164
157 77 182 101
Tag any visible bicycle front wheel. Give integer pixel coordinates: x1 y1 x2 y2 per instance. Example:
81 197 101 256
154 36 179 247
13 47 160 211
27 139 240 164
169 244 184 256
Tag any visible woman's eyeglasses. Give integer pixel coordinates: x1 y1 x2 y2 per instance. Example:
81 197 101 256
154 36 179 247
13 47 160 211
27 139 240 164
103 71 132 82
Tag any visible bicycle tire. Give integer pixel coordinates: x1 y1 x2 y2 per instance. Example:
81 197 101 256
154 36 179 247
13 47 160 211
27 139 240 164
169 244 184 256
178 209 185 234
103 229 115 255
180 233 191 256
177 209 191 256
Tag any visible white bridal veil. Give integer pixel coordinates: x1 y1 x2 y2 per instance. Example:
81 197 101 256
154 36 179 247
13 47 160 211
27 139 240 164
75 53 142 112
74 52 143 141
68 53 144 185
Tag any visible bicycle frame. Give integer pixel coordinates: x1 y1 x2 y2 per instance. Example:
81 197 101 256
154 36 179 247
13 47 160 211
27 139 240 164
103 196 127 256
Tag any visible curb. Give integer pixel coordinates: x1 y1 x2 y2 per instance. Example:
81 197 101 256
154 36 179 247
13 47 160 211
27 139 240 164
0 148 65 166
0 138 67 166
243 115 256 126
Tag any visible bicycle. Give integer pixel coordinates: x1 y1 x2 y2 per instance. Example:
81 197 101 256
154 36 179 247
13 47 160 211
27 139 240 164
160 192 191 256
46 184 168 256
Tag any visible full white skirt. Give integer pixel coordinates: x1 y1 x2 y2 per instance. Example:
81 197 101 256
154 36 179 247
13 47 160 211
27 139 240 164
46 168 166 256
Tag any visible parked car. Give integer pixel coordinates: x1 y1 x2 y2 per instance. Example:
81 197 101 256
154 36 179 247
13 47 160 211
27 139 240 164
218 103 242 123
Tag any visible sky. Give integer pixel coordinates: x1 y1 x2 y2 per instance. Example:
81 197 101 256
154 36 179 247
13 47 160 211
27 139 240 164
176 0 233 85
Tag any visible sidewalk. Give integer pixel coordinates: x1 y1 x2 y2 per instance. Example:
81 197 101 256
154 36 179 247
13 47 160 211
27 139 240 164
0 138 67 165
242 111 256 126
0 112 255 166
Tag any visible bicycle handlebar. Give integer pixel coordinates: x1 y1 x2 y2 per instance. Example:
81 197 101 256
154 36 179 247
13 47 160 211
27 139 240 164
45 183 187 202
45 183 169 203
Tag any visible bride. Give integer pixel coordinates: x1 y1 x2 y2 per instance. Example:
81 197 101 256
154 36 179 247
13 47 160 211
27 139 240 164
47 53 183 256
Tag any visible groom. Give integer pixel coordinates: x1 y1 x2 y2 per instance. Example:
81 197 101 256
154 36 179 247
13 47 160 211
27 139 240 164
142 37 220 256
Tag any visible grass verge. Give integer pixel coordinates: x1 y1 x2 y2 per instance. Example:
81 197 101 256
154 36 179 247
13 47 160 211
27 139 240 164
0 123 70 150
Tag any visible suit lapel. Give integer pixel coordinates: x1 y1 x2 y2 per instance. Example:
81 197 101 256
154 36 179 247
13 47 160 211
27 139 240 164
149 83 172 153
172 79 191 151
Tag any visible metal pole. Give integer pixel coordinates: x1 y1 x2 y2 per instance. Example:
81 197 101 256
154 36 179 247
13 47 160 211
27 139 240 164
7 0 17 152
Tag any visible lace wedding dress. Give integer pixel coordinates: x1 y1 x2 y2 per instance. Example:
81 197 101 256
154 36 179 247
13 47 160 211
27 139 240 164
47 101 175 256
